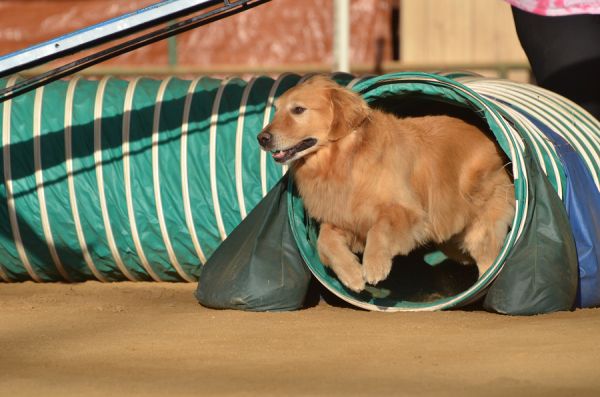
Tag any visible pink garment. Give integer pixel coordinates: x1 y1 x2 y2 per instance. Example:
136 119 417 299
506 0 600 15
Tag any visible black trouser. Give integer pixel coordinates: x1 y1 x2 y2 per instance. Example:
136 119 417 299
512 7 600 120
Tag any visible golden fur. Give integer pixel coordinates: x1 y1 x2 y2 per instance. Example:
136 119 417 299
258 76 515 292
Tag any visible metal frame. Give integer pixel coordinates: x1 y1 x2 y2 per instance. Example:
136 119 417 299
0 0 270 103
0 0 221 77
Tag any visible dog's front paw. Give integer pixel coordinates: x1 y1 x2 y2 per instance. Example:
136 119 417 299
334 263 366 292
362 252 393 286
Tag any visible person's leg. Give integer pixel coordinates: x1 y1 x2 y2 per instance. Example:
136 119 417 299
512 7 600 120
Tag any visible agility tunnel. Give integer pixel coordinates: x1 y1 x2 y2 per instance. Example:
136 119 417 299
0 72 350 283
0 72 598 314
282 72 600 314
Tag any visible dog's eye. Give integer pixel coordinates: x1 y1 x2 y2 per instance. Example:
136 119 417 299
291 106 306 115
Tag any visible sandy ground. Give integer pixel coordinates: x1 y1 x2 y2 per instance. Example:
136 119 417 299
1 282 600 397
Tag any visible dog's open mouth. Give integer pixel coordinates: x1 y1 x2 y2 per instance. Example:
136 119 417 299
271 138 317 163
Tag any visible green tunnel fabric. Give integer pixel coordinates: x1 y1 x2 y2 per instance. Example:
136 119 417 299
483 148 578 315
1 72 598 315
0 72 362 283
195 174 311 311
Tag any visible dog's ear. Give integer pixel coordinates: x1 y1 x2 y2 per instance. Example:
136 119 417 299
328 85 370 141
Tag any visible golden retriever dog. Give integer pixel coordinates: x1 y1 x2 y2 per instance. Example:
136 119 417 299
257 76 515 292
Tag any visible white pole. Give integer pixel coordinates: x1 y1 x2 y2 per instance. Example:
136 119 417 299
333 0 350 73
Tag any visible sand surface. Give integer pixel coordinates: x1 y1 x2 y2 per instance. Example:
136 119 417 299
1 282 600 397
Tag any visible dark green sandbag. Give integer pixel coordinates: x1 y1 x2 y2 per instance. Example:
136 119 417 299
195 174 311 311
484 148 578 315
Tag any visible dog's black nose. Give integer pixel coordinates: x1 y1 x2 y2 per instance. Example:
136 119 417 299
257 131 272 147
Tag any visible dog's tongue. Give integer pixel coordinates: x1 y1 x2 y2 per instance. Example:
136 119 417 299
272 150 289 161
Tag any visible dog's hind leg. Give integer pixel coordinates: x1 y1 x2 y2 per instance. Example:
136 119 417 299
463 180 515 278
317 223 365 292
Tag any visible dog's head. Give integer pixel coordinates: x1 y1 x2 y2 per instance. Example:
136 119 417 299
257 76 370 164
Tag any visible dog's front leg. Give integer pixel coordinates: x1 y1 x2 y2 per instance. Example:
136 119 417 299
317 223 365 292
362 207 421 286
